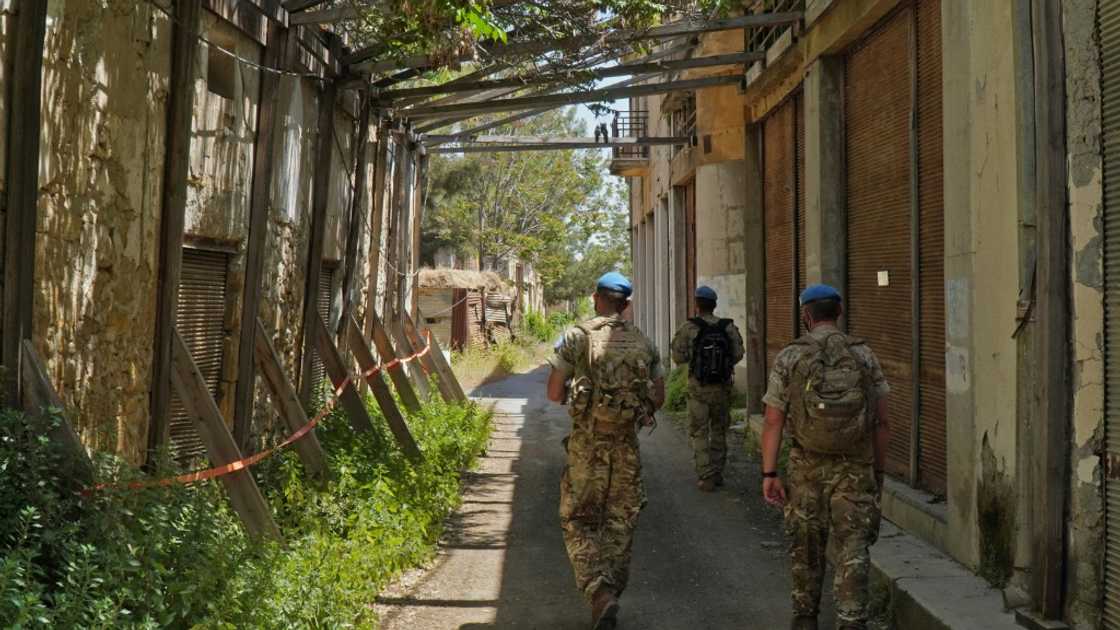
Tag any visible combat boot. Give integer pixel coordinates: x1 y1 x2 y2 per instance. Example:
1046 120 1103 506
713 473 725 487
591 587 619 629
697 478 716 492
790 615 818 630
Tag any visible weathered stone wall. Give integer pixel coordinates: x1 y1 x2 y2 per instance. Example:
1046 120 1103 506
1063 0 1105 626
35 1 171 465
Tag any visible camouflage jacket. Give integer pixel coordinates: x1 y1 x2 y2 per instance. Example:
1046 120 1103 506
670 313 746 389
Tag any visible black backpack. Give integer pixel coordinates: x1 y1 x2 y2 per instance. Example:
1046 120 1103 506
689 318 735 385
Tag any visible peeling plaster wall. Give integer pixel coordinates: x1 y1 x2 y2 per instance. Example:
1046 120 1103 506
1063 0 1105 626
35 1 171 465
941 0 1022 570
252 74 319 436
695 160 747 391
184 14 261 422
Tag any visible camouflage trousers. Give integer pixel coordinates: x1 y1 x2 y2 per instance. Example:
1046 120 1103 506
687 383 732 480
559 429 645 602
783 448 881 626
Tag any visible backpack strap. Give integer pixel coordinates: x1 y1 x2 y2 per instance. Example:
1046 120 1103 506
689 317 710 331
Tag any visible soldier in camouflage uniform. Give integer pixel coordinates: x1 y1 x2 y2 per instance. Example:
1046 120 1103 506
547 272 665 630
760 284 891 630
670 286 745 491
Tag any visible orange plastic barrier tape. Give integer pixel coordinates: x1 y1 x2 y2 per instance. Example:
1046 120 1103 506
86 333 433 494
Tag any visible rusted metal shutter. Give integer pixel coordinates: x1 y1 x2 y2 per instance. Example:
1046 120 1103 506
168 248 230 464
764 97 797 368
845 6 914 480
1099 0 1120 624
309 263 335 391
916 0 946 495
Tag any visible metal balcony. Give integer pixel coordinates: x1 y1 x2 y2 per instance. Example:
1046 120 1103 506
608 110 651 176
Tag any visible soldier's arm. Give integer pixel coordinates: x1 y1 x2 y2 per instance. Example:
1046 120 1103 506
861 348 892 483
648 340 667 410
546 328 581 403
760 350 793 505
729 323 746 364
650 377 666 410
547 369 567 403
670 324 692 365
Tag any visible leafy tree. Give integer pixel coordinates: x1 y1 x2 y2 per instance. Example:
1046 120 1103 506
422 107 618 271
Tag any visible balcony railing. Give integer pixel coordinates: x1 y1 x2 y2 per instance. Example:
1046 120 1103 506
611 110 650 160
746 0 805 57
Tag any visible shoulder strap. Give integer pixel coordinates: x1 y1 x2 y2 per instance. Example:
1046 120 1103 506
717 318 733 331
689 317 709 330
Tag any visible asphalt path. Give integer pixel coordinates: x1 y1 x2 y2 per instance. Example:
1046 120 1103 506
376 366 840 629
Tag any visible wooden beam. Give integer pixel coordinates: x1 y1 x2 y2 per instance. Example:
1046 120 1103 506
407 311 467 403
425 135 692 145
362 307 423 414
364 120 391 341
344 317 423 460
357 12 800 74
404 74 741 119
235 22 288 449
389 317 433 401
253 320 329 480
382 133 405 325
148 0 202 465
411 154 427 317
20 340 94 486
1030 0 1070 620
3 0 47 404
283 0 329 11
417 71 659 137
348 314 421 413
289 5 360 24
339 93 373 338
170 330 281 540
310 312 376 433
384 52 761 100
298 80 338 406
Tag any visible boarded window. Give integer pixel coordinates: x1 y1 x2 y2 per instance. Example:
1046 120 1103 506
168 248 230 465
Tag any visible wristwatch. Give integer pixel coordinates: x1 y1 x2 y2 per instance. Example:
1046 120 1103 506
762 471 778 478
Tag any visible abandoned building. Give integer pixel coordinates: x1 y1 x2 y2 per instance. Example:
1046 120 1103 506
624 0 1109 628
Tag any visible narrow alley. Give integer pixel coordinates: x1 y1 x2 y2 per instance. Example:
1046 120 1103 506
376 367 829 630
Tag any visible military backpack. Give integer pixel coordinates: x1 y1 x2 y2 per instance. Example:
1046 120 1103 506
786 332 873 455
567 316 654 434
688 318 736 385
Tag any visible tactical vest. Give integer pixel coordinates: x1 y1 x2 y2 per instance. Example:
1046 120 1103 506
567 316 654 436
786 331 873 456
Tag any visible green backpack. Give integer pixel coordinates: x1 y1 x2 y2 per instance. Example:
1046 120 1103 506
567 316 654 434
786 332 873 455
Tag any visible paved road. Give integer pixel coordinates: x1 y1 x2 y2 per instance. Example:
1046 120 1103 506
377 367 830 629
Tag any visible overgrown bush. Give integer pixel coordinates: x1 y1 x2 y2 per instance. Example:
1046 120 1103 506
522 311 576 344
0 395 491 627
665 365 689 412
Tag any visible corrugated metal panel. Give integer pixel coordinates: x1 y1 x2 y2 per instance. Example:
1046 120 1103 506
764 97 797 368
309 263 334 391
916 0 946 495
168 248 230 465
1099 0 1120 624
845 6 914 480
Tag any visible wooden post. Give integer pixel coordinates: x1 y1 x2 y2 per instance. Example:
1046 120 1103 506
312 312 422 461
382 130 405 325
298 80 338 406
364 120 391 340
253 320 328 480
309 312 375 433
2 0 48 405
389 316 433 401
344 317 424 461
21 341 94 486
170 330 281 540
234 22 288 449
411 151 427 319
339 92 373 336
405 311 467 403
353 313 422 413
149 0 202 464
1028 0 1070 620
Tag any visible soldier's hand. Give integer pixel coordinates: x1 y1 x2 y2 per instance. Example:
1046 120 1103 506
763 477 786 507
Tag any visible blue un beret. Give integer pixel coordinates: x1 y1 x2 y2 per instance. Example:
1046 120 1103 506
596 271 632 297
799 284 842 306
695 286 718 301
